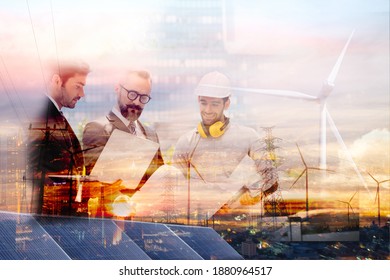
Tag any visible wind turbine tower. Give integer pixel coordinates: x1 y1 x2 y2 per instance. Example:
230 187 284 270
368 172 390 227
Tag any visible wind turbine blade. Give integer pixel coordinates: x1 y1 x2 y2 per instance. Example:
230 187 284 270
296 143 307 167
367 172 379 184
290 170 306 189
337 200 347 204
326 109 369 194
379 179 390 184
234 87 317 100
327 30 355 85
349 191 358 203
205 84 317 101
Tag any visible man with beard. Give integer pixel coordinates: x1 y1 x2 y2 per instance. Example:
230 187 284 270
82 70 164 216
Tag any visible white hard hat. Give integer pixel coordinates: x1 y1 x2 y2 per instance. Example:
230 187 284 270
194 71 231 98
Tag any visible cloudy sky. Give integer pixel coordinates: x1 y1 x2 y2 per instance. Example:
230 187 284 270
0 0 388 217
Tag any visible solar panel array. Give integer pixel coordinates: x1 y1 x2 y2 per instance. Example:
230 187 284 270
36 216 151 260
168 224 244 260
121 221 203 260
0 211 243 260
0 212 70 260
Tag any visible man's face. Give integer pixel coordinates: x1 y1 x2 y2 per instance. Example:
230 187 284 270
116 74 151 121
60 73 87 109
198 96 230 126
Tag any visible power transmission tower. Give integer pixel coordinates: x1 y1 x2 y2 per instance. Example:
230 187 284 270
160 168 178 224
259 127 288 230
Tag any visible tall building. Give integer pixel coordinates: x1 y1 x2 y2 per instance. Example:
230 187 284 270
0 128 26 212
241 238 257 258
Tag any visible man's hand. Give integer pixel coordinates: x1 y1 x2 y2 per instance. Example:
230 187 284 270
83 179 131 216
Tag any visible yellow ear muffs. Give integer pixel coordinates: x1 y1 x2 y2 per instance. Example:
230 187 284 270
209 121 225 138
197 118 230 138
197 122 209 138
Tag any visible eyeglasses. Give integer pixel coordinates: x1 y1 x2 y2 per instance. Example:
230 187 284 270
120 85 151 104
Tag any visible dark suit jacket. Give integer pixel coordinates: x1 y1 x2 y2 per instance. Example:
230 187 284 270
28 97 85 215
82 111 164 192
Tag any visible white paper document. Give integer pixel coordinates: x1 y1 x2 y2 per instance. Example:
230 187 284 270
89 129 159 189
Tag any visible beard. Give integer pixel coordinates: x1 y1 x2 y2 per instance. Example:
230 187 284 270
119 103 143 120
61 87 79 109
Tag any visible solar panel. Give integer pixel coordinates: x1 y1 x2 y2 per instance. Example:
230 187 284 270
168 224 244 260
0 211 70 260
121 221 203 260
0 211 241 260
35 216 151 260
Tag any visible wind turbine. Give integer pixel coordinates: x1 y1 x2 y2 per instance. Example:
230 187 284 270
337 191 357 226
290 143 332 220
368 172 390 227
211 30 368 191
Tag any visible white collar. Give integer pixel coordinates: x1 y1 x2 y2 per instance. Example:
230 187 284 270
47 95 61 112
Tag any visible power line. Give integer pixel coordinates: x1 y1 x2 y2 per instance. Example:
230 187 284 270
26 0 49 95
50 0 61 75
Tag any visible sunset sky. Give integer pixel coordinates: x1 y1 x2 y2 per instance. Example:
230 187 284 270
0 0 388 221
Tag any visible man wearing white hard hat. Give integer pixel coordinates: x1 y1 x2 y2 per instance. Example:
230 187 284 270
172 71 278 220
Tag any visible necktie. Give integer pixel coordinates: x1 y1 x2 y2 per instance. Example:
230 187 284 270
128 121 136 135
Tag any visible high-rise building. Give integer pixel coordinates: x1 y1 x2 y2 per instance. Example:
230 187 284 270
0 128 26 212
241 238 257 258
